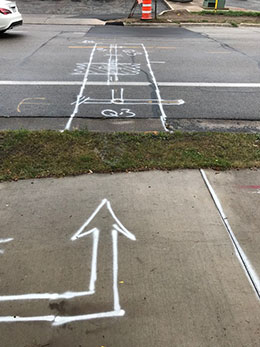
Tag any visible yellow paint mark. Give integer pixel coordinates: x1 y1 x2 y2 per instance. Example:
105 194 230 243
119 281 124 284
17 98 50 113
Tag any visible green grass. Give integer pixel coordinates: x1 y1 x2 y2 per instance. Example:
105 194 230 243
199 10 260 17
0 130 260 181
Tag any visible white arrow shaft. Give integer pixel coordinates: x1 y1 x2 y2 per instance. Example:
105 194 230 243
89 229 99 292
112 229 121 312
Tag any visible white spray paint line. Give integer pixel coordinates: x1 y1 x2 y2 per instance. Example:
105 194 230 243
0 238 13 243
0 291 94 302
0 310 125 325
200 169 260 299
0 199 135 326
150 61 165 64
0 81 83 85
73 96 184 107
0 238 13 255
1 81 260 88
0 315 55 323
115 44 119 82
89 228 99 292
107 44 113 85
158 82 260 88
142 44 168 132
53 309 125 326
64 43 97 131
71 199 107 240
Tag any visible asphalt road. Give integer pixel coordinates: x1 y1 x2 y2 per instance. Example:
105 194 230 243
0 24 260 132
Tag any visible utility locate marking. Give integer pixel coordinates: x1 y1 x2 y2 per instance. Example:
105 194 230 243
17 98 49 113
0 238 13 255
64 43 97 131
142 43 168 131
0 199 136 325
1 81 260 88
200 170 260 300
64 42 184 130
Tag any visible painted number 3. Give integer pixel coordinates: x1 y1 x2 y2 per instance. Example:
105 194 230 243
101 108 136 118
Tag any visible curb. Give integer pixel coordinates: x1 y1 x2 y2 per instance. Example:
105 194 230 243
123 21 260 28
123 22 232 27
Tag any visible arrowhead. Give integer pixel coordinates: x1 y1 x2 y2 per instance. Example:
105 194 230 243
71 199 136 241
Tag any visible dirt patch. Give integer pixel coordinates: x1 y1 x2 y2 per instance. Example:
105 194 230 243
124 9 260 25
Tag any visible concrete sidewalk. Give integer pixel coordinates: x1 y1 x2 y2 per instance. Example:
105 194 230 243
0 169 259 346
22 13 105 25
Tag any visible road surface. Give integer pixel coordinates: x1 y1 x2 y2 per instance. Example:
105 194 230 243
1 24 260 132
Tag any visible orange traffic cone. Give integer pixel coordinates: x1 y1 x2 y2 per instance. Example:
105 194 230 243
141 0 152 20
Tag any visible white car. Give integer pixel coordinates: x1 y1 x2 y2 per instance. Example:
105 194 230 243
0 0 22 33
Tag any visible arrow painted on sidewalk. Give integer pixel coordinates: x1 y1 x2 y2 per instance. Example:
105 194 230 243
0 199 136 325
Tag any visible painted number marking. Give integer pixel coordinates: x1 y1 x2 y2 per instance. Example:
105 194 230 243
102 108 136 118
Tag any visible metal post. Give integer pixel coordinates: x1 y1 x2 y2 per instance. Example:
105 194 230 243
215 0 218 10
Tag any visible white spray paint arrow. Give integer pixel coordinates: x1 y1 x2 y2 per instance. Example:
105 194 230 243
0 199 136 325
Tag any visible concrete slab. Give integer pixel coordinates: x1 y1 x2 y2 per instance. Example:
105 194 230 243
22 14 105 26
204 169 260 287
0 171 260 346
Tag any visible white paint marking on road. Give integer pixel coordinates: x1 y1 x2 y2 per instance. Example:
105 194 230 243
64 43 97 131
158 82 260 88
115 44 119 82
107 44 113 85
1 81 260 88
150 61 165 64
142 43 168 132
73 96 184 107
0 81 83 85
200 169 260 300
0 238 13 243
0 250 4 255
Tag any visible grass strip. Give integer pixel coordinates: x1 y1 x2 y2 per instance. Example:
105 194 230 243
0 130 260 181
199 10 260 17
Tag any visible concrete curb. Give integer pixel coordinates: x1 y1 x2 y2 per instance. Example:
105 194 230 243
123 21 260 28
